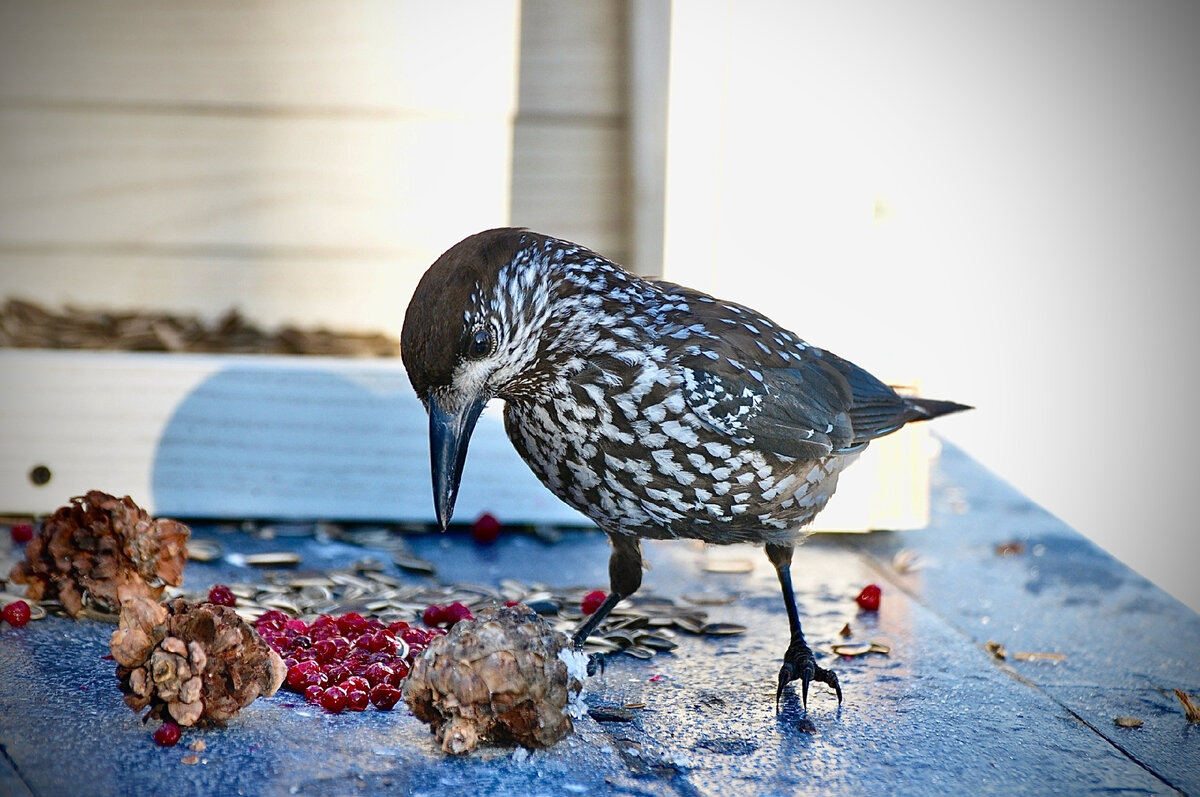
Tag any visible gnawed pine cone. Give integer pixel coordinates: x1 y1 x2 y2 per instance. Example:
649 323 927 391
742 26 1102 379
402 603 586 755
9 491 189 617
111 596 286 727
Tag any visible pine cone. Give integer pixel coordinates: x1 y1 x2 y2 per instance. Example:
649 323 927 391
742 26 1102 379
111 597 286 727
402 603 585 755
8 491 189 616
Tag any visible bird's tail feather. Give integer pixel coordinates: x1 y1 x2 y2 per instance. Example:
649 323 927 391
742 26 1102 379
904 397 973 421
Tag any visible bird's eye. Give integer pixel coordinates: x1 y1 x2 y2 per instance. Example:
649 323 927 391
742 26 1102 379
468 328 493 359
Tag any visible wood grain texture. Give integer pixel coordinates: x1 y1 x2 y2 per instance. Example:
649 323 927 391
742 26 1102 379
516 0 626 119
0 106 513 253
0 0 519 113
509 120 629 264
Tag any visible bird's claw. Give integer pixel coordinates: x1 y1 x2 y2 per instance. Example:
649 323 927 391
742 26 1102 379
775 638 842 710
586 651 607 677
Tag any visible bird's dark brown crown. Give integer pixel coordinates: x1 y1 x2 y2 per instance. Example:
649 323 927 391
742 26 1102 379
401 228 532 400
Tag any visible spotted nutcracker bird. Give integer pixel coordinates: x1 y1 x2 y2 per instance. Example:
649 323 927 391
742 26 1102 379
401 228 969 708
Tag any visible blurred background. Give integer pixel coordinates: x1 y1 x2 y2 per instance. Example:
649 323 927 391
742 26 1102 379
0 1 1196 611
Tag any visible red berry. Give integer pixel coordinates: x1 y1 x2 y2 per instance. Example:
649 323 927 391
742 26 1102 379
2 600 31 628
470 512 502 544
304 684 323 703
342 675 369 694
856 584 882 612
369 684 402 710
286 660 319 691
421 604 445 627
363 663 395 687
346 689 369 711
153 722 181 747
442 602 475 626
319 686 347 713
336 612 368 636
256 610 290 632
207 584 236 607
10 524 34 544
388 660 410 684
581 590 607 615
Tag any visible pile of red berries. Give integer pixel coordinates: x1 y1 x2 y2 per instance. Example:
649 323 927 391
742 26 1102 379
254 609 449 714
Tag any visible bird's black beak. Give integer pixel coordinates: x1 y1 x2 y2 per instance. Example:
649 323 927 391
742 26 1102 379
427 390 488 531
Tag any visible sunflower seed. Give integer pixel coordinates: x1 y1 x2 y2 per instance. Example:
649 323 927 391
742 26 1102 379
701 559 754 574
637 634 678 651
243 552 302 567
700 622 747 636
186 539 222 562
392 554 436 575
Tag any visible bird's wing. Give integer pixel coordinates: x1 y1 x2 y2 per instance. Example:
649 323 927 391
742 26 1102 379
651 281 924 460
678 346 921 460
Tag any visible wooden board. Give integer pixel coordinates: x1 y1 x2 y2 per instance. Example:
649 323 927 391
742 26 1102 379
0 1 519 113
0 107 513 253
0 350 936 531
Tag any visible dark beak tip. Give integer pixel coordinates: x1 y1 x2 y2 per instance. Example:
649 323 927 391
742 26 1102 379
427 391 488 534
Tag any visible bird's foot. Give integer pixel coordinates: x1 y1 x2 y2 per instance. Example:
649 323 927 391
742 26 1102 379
776 635 842 710
586 651 608 677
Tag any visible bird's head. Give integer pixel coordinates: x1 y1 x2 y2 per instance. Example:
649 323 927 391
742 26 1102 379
401 228 568 529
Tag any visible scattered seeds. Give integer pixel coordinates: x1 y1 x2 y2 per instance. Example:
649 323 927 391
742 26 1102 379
994 541 1025 557
1114 716 1144 728
190 739 207 752
892 549 922 574
1011 651 1066 662
830 641 890 657
1175 689 1200 722
588 706 637 723
838 623 852 638
186 540 222 562
984 640 1007 660
180 755 200 765
681 592 736 606
701 559 754 574
242 552 302 567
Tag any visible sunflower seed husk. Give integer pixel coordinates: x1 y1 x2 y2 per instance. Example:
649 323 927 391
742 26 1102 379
186 539 222 562
242 552 302 567
588 706 638 723
392 554 437 575
637 634 678 651
831 641 891 657
682 592 736 606
701 559 754 574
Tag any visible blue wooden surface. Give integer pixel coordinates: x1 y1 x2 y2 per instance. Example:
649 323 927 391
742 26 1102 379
1 442 1197 796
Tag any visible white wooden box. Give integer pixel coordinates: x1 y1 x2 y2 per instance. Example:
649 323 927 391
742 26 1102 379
0 350 937 531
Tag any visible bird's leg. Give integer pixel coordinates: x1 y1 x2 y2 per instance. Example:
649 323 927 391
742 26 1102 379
572 533 643 672
766 542 842 710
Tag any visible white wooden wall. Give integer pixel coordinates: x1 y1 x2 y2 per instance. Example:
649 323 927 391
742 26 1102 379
0 1 666 336
0 1 522 340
